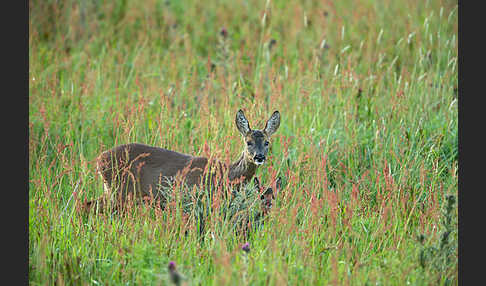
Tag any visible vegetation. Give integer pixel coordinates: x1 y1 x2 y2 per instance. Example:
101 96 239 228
29 0 458 284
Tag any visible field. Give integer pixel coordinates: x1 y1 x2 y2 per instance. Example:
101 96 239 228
29 0 458 285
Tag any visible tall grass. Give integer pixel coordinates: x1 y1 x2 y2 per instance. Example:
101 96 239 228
29 0 457 284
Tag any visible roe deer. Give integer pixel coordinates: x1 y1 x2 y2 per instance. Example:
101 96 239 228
257 176 281 219
252 176 281 222
88 109 280 211
195 176 282 237
228 176 282 237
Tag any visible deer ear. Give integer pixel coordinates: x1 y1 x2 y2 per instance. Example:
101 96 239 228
253 177 260 189
275 176 282 192
235 109 251 136
264 111 280 137
263 187 274 199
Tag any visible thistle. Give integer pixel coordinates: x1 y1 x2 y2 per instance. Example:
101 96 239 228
242 242 250 253
168 261 184 286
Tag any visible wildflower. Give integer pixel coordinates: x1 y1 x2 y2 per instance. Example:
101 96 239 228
220 27 228 39
168 261 183 286
242 242 250 253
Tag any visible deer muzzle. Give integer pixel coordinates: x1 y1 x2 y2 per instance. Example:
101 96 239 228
254 154 265 165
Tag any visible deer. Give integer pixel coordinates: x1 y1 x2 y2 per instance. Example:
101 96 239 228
257 176 281 219
86 109 281 212
194 175 282 238
226 176 282 237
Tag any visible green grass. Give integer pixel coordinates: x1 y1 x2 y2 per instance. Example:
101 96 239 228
29 0 458 284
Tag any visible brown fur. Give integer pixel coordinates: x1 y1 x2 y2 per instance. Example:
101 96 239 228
256 176 281 218
85 110 280 212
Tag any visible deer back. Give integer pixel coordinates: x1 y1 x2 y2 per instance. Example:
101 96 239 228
96 143 210 199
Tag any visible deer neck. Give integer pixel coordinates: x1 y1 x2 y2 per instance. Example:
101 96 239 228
228 152 257 184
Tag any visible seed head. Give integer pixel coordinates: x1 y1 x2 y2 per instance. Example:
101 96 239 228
269 38 277 50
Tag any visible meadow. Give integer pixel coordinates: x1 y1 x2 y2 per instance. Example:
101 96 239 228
29 0 458 284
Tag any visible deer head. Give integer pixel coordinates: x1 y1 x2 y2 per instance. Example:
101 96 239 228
235 109 281 166
254 176 282 217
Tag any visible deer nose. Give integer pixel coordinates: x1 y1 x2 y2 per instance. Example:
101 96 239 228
254 154 265 164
